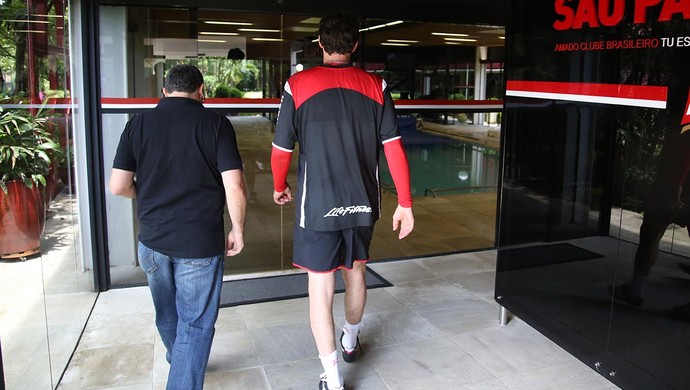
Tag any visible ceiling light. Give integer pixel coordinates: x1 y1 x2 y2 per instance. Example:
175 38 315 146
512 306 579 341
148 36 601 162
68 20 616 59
252 37 284 42
381 42 409 46
387 39 418 43
360 20 403 32
300 17 321 24
204 21 253 26
198 39 226 43
199 31 239 36
444 37 477 42
432 32 469 37
499 36 505 39
239 28 280 33
286 26 319 32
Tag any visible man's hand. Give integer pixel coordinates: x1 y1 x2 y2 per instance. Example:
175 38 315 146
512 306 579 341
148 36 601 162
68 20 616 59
273 184 293 205
392 205 414 239
226 229 244 256
673 185 685 210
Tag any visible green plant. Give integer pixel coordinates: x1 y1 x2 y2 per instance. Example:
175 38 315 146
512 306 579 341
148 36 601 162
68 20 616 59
214 84 244 98
0 103 63 193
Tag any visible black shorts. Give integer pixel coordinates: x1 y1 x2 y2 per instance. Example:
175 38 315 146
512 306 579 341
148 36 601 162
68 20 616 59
293 226 374 273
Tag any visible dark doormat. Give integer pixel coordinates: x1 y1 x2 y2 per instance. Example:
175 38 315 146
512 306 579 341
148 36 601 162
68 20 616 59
497 242 603 271
219 268 392 308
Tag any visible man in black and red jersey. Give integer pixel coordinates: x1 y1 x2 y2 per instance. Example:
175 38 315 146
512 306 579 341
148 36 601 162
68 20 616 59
270 12 414 390
610 75 690 312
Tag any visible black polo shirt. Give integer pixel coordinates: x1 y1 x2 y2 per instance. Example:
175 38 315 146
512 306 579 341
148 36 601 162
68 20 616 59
273 64 400 231
113 97 243 258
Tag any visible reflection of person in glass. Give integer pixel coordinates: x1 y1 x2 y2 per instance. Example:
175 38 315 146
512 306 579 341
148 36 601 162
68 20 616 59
611 81 690 315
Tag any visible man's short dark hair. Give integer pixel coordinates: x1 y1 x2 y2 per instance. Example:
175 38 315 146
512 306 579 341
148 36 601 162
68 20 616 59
164 64 204 93
318 12 360 55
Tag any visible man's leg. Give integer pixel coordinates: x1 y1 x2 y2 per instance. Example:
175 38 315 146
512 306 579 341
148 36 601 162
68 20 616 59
612 218 668 306
341 261 367 360
632 219 667 278
166 254 224 390
342 261 367 324
308 271 343 389
308 270 337 354
137 242 177 363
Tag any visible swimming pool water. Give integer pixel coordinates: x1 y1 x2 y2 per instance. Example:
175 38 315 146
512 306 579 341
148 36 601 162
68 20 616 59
380 141 499 197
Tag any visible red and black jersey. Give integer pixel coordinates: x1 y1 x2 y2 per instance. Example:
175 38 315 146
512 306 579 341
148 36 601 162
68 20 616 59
272 63 402 231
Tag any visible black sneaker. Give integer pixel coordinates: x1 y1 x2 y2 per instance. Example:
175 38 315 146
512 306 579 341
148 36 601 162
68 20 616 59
339 331 362 363
318 372 344 390
608 284 643 307
678 262 690 275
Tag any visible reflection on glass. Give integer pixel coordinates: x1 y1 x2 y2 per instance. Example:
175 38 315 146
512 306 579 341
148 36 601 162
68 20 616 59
0 0 96 388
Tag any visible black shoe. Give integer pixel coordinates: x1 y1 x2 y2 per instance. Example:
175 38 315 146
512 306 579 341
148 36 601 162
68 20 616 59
672 302 690 323
608 284 643 307
339 331 362 363
318 373 344 390
678 262 690 275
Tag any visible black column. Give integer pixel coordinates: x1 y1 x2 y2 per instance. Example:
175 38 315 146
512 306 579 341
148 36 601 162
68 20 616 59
82 1 110 291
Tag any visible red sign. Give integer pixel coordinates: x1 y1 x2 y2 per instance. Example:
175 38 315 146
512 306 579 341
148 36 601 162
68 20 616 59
554 0 690 31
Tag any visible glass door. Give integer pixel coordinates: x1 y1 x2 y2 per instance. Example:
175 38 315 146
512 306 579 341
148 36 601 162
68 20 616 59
99 5 505 286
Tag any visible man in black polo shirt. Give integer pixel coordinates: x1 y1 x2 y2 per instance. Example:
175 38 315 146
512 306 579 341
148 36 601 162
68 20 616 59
271 12 414 390
110 64 246 390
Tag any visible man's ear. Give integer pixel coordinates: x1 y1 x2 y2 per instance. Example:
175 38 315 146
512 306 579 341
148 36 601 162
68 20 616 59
352 41 359 53
317 36 324 49
162 87 169 97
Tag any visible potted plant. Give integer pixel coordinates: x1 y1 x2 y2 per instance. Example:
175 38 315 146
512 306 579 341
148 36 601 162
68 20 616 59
0 103 63 259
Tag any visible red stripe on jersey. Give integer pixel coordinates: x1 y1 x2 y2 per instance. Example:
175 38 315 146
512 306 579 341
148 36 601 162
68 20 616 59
288 66 384 109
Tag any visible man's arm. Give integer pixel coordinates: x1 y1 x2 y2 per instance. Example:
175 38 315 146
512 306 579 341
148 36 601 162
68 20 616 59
222 169 247 256
110 168 136 198
271 80 297 205
271 146 293 204
383 138 414 239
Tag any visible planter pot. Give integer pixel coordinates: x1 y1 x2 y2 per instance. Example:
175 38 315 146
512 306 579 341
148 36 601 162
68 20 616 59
0 180 46 259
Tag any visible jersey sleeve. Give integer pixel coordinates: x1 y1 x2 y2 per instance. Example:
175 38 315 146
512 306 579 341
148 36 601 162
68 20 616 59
112 119 137 172
271 147 292 192
383 138 413 207
273 81 298 152
379 80 401 144
217 117 244 172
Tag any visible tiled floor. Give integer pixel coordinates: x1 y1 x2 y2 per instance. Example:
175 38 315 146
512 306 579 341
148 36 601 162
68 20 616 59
57 250 620 389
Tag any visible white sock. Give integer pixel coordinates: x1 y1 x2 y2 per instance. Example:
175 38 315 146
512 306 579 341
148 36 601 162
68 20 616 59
342 321 361 351
319 350 342 388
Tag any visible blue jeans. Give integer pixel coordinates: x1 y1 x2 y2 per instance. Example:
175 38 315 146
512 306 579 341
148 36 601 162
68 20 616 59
137 242 224 390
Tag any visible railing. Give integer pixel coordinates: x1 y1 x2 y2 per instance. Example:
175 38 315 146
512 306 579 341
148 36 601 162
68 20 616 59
424 185 498 198
97 97 504 114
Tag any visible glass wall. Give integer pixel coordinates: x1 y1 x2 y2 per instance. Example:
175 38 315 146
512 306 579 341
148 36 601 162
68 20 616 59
0 0 97 388
100 6 505 286
496 1 690 389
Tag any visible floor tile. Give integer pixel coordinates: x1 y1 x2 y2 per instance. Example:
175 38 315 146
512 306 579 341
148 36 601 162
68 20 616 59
50 249 623 390
59 344 153 389
249 322 318 365
203 366 271 390
450 322 578 376
369 336 496 388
